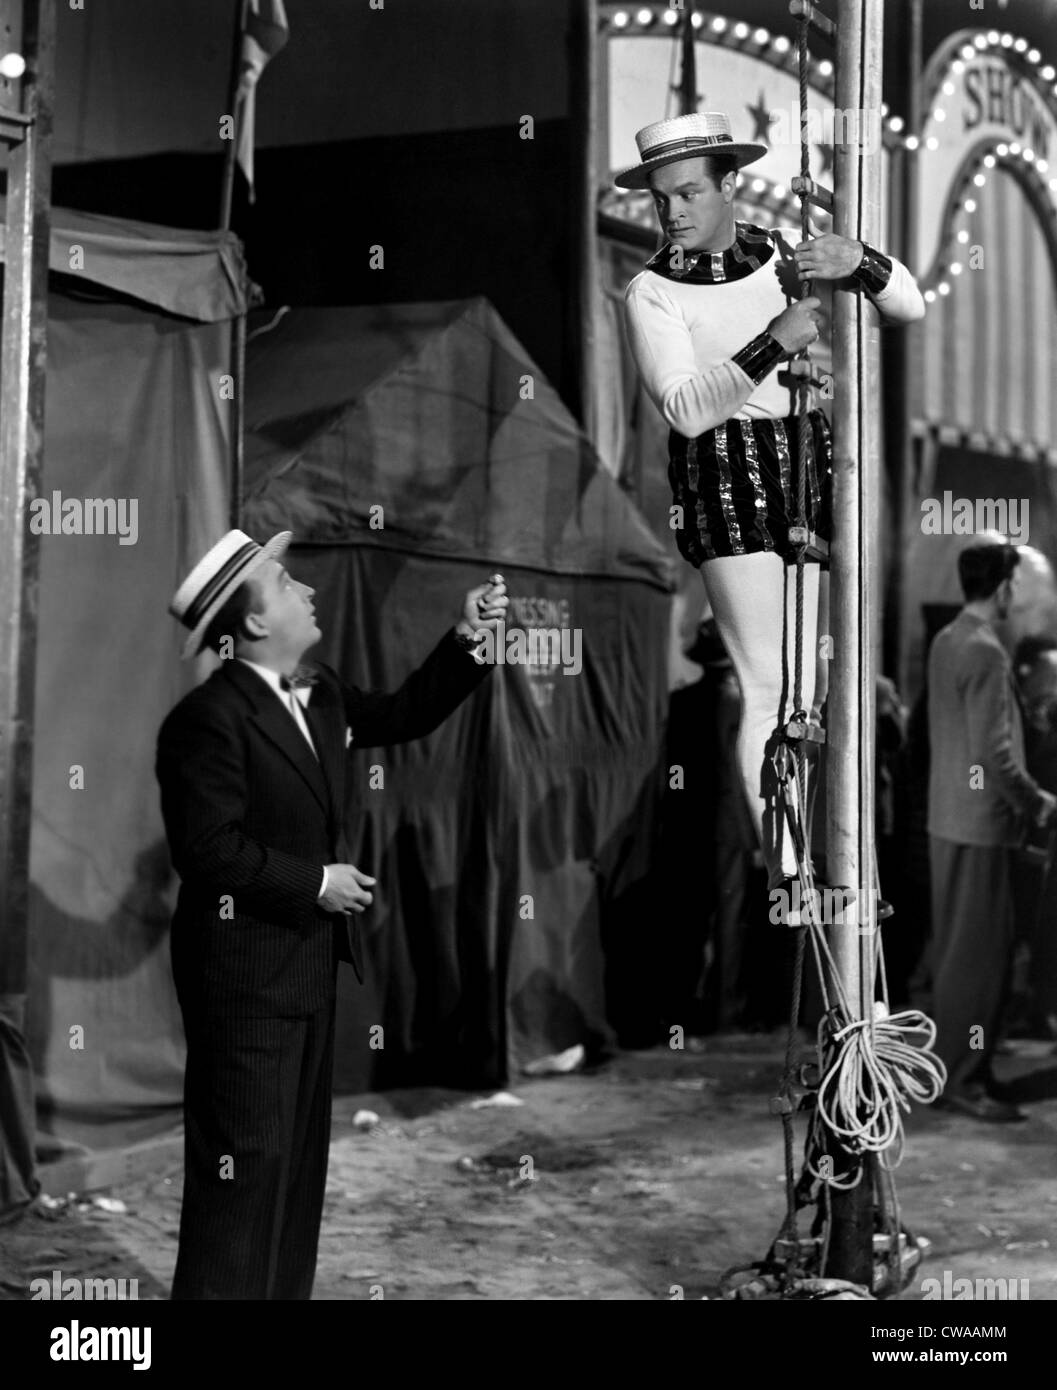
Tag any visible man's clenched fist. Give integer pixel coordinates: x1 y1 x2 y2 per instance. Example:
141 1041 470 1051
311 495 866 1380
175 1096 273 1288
319 864 376 914
457 574 509 638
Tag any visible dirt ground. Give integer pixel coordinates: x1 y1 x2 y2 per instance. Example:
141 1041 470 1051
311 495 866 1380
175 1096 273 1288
3 1035 1056 1302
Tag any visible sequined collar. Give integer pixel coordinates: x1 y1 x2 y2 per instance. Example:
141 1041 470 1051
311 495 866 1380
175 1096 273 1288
645 222 776 284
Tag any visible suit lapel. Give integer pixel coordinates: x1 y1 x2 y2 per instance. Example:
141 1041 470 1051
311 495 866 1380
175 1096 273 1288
252 699 331 814
304 691 344 826
220 660 331 816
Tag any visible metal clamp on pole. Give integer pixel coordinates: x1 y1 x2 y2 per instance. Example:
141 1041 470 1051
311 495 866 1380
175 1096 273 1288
0 105 32 145
788 0 836 43
787 525 831 561
784 714 827 745
791 174 835 213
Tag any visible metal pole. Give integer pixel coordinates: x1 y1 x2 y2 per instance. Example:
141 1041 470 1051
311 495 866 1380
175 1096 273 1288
679 0 697 115
824 0 884 1287
229 309 246 527
569 0 600 448
895 0 923 693
220 0 248 527
883 0 922 680
219 0 247 233
0 0 56 997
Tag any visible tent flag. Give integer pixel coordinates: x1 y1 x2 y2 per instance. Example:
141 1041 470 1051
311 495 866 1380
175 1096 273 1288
235 0 289 201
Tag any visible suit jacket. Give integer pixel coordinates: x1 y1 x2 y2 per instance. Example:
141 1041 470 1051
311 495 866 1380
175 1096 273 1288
156 630 490 1017
927 610 1045 848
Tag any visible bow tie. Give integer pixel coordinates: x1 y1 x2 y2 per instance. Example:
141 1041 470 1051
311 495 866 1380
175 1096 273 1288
280 668 318 691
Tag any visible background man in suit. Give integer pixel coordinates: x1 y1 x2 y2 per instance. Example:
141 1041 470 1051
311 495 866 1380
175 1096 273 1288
927 542 1056 1123
157 528 507 1298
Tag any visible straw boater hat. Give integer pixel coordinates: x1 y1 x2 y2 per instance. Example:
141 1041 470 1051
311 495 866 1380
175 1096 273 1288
614 112 767 190
169 528 292 659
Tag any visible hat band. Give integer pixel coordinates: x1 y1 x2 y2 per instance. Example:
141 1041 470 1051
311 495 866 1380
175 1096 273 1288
182 540 261 630
639 133 734 161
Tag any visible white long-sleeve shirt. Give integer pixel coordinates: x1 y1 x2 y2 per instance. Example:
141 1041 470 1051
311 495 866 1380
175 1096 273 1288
624 225 925 439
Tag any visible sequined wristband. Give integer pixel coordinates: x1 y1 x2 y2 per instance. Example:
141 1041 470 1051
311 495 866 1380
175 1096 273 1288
852 241 893 295
732 331 786 386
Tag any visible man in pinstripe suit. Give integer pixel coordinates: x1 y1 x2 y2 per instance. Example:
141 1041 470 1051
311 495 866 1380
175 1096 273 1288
157 529 506 1298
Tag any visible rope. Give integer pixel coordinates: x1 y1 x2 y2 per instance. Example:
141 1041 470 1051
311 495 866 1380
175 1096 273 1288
759 5 946 1301
792 9 814 726
807 1006 947 1177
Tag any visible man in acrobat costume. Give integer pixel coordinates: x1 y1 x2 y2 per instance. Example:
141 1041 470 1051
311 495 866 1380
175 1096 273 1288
620 111 925 916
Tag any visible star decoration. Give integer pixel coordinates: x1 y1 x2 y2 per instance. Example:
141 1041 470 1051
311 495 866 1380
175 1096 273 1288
746 90 778 146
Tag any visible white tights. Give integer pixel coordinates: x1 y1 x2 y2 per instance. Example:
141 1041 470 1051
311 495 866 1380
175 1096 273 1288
701 552 829 886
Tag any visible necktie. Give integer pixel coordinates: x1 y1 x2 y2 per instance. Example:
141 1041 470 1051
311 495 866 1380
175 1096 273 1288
279 674 318 758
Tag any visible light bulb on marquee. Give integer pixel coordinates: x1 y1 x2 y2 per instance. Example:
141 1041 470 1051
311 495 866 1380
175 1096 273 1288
986 31 1000 45
889 116 904 133
926 137 940 151
1000 34 1014 49
754 29 769 45
0 52 25 78
773 35 790 54
612 11 629 28
733 22 750 40
997 143 1009 156
1014 38 1028 54
957 230 970 244
751 179 766 194
1024 149 1035 163
818 59 833 76
1028 49 1041 64
933 109 946 122
690 11 702 28
1043 66 1057 82
905 135 920 151
938 282 951 296
636 8 653 26
983 154 996 168
1009 141 1021 155
662 9 679 24
773 184 786 200
964 198 977 213
942 82 956 96
973 173 986 187
711 15 726 32
950 263 963 276
924 289 937 304
1037 159 1049 174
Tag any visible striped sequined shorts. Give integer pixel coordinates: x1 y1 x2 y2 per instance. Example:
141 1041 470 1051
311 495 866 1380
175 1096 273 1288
667 409 833 565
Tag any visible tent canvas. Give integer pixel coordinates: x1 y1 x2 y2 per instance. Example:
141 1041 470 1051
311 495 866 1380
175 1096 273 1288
242 299 675 1089
15 209 245 1157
